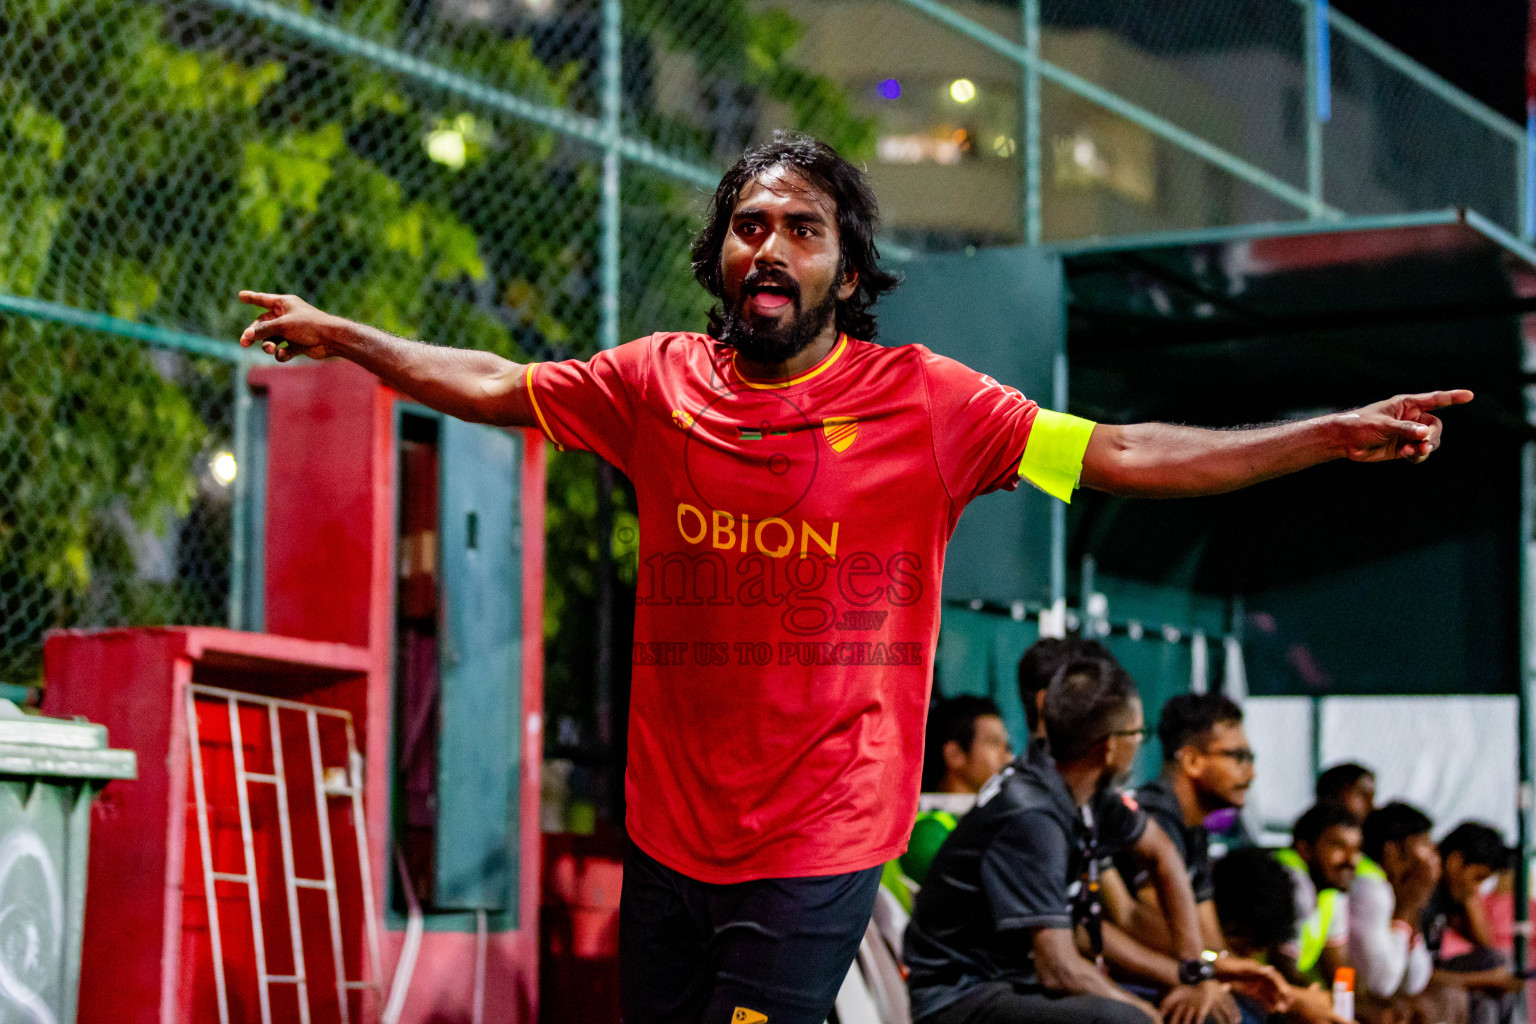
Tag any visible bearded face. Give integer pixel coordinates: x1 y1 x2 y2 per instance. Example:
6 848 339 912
718 264 840 366
716 166 852 368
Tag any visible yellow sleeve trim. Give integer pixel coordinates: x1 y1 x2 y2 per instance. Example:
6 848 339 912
1018 409 1097 503
524 363 564 451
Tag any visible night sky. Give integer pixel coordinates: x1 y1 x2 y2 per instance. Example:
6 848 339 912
1332 0 1527 121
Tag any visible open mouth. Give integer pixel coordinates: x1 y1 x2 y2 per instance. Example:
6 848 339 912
743 282 797 316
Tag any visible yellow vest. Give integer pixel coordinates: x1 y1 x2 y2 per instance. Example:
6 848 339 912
1275 847 1342 980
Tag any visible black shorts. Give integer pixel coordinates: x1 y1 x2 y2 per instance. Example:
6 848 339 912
619 842 881 1024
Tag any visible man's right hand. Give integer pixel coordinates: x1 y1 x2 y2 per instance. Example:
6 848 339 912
1216 956 1291 1011
1161 981 1239 1024
1393 854 1440 922
239 292 342 362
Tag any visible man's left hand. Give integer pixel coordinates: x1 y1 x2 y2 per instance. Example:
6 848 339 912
1336 390 1474 464
1161 980 1239 1024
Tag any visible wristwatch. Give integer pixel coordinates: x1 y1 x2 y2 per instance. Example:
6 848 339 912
1177 952 1218 986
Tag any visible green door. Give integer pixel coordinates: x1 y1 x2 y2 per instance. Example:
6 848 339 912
435 420 522 913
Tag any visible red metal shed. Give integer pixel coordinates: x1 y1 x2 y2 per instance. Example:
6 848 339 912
46 360 546 1023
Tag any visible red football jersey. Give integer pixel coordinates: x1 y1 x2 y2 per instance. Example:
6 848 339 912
528 332 1039 882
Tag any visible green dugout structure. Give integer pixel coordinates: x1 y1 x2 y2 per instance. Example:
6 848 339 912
878 208 1536 960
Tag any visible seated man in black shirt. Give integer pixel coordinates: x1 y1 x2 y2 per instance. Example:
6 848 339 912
1016 644 1289 1014
1109 693 1252 952
906 658 1238 1024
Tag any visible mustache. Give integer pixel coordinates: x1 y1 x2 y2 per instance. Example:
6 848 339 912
741 269 801 301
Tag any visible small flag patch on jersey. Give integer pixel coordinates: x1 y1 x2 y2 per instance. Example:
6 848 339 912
822 416 858 453
732 1009 768 1024
739 427 788 441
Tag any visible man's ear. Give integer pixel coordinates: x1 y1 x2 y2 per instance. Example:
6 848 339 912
942 739 968 773
1175 745 1201 775
1094 737 1114 771
837 265 859 302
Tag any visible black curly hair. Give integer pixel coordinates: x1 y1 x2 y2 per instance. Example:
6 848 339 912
690 131 901 341
1214 847 1298 952
922 695 1003 791
1439 821 1513 871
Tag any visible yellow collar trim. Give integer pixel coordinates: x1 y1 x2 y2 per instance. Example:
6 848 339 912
733 334 848 390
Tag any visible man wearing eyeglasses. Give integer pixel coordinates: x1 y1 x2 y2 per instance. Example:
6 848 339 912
1109 693 1255 954
906 659 1238 1024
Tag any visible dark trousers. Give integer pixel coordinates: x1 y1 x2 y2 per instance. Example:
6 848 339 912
1439 949 1523 1024
919 981 1155 1024
619 842 881 1024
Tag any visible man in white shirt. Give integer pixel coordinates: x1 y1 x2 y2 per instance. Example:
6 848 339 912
1350 802 1440 1023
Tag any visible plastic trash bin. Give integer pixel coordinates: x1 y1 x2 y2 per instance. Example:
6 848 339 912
0 698 134 1024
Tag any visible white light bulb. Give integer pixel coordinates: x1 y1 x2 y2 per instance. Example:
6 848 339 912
211 451 238 486
949 79 976 104
426 129 467 169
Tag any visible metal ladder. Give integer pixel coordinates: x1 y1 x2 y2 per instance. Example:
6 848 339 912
185 683 384 1024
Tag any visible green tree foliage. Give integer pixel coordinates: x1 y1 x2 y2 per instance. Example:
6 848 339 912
0 0 868 702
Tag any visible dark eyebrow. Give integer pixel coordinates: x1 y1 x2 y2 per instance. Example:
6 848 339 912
731 206 830 226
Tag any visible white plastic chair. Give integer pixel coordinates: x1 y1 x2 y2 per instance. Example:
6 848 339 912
832 954 882 1024
857 920 912 1024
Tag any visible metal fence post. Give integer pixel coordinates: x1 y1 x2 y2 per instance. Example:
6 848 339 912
1517 440 1535 972
1524 104 1535 242
596 0 622 818
1303 0 1326 214
1021 0 1041 246
601 0 622 353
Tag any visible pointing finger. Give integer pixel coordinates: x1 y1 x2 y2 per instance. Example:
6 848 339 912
1405 389 1474 411
238 290 284 310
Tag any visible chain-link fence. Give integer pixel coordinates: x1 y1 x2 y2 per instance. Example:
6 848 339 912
0 0 1525 688
0 325 236 684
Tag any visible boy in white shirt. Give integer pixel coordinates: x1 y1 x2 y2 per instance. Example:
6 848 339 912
1350 803 1439 1022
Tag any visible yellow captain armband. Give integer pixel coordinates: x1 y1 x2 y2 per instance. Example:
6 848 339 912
1018 409 1097 503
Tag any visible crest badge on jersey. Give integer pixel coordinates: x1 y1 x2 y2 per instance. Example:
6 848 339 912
732 1009 769 1024
822 416 858 453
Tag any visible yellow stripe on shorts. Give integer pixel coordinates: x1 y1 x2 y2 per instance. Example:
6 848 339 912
1018 408 1097 503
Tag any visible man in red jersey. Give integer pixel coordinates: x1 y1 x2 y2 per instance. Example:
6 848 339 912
238 131 1470 1024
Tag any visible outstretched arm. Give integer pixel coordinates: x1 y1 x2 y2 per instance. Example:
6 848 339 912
237 291 535 427
1079 391 1473 499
